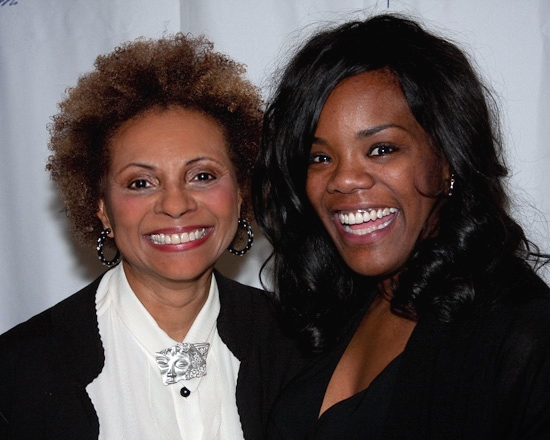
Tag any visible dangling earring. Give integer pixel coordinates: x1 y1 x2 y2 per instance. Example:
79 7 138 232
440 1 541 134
227 219 254 256
97 228 121 267
448 173 455 197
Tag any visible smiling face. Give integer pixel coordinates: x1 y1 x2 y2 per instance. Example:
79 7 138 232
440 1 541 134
306 70 448 283
155 342 209 384
97 107 241 290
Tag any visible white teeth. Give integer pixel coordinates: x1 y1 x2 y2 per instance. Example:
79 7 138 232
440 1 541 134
149 228 206 245
343 218 394 235
338 208 397 226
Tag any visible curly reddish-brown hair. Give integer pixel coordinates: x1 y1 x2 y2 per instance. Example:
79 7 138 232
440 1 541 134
47 33 262 249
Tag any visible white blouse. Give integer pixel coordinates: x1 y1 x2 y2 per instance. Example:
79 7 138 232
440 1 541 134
86 264 244 439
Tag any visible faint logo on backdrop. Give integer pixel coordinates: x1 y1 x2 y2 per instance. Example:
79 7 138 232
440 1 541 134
0 0 18 6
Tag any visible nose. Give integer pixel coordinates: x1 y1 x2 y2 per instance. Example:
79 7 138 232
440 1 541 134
326 158 375 194
167 364 177 378
156 184 197 218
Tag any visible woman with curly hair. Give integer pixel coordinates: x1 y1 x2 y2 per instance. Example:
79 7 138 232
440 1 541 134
253 14 550 438
0 34 302 439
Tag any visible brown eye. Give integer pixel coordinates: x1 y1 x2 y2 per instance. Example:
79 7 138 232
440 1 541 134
309 153 331 164
129 179 151 189
368 144 396 157
193 172 215 182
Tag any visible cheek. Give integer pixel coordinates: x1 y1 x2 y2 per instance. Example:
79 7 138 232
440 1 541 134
107 195 148 228
412 156 447 197
407 166 444 238
305 175 322 211
205 181 241 219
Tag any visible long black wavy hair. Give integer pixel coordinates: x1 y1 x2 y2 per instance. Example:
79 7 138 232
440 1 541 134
253 14 548 353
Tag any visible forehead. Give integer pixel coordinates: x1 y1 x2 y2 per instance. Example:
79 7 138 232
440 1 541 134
315 70 424 141
321 70 411 121
108 107 230 161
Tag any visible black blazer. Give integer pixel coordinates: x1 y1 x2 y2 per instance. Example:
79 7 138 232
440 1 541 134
0 269 303 439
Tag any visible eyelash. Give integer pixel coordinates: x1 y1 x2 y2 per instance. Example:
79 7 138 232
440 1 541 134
126 170 217 190
309 153 331 164
192 172 216 182
309 143 397 164
128 179 151 189
368 143 397 157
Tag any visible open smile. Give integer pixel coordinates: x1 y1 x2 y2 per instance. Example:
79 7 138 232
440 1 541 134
338 208 398 236
148 228 207 245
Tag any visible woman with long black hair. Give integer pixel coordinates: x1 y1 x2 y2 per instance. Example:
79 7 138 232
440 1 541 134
254 14 550 438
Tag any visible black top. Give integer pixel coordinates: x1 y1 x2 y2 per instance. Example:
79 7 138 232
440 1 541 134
268 307 401 439
0 269 304 440
267 262 550 439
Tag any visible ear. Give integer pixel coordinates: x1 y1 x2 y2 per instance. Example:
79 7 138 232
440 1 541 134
97 198 114 237
237 188 243 219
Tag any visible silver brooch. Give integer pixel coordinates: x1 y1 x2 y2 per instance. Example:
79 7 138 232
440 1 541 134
155 342 210 385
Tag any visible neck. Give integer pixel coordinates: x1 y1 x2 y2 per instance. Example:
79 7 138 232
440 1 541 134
121 262 212 341
376 277 396 301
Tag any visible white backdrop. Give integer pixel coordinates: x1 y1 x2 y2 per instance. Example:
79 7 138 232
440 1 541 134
1 0 549 333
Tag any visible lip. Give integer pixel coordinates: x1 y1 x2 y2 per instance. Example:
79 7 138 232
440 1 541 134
338 207 398 225
332 207 399 244
145 226 212 251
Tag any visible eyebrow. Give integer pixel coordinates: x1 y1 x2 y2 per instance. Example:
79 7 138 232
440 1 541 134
313 123 398 145
356 124 397 139
117 156 221 173
115 156 225 176
117 162 155 174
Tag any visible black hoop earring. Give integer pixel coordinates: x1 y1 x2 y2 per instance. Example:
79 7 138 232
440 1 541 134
227 219 254 256
97 228 121 267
